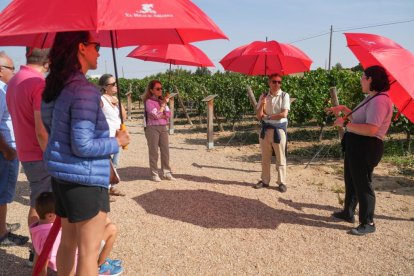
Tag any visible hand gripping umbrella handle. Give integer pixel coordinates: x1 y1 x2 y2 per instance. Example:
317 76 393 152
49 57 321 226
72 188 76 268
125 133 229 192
33 216 62 276
120 123 128 150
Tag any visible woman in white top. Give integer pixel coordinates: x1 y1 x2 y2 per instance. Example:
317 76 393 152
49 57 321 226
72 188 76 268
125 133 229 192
99 74 126 197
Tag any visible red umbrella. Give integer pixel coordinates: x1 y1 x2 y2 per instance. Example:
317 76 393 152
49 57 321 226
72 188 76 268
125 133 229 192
0 0 227 122
345 33 414 123
127 43 214 86
219 40 312 76
0 0 227 48
127 44 214 67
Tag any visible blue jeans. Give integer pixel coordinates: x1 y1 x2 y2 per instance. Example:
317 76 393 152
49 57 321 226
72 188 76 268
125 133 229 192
0 154 19 205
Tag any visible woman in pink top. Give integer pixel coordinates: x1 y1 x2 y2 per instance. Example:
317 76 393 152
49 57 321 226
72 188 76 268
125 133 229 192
143 80 175 182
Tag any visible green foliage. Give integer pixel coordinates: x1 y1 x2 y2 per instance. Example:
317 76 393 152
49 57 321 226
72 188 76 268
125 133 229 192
89 68 412 152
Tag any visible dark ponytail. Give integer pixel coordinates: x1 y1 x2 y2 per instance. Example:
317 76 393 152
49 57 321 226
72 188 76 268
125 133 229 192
43 31 89 103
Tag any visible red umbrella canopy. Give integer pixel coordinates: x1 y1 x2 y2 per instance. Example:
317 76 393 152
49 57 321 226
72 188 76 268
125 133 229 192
127 44 214 67
345 33 414 123
219 40 312 76
0 0 227 48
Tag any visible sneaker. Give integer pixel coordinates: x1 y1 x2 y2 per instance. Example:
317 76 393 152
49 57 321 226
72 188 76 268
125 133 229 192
6 222 20 233
105 258 122 267
350 223 376 236
332 211 355 223
253 181 269 189
152 175 162 182
0 232 29 247
163 173 176 181
27 249 34 267
278 184 287 193
98 261 124 276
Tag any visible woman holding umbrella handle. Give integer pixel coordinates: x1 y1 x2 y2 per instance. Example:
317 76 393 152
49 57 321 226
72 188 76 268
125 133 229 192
325 65 393 236
41 31 130 275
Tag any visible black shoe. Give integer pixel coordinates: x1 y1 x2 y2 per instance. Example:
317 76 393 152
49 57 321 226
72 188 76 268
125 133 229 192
0 232 29 247
253 181 269 189
6 223 20 233
350 223 376 236
27 249 34 267
332 211 355 223
278 184 287 193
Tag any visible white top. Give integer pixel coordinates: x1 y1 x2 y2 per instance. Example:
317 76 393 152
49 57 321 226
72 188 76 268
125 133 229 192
257 89 290 123
101 95 121 137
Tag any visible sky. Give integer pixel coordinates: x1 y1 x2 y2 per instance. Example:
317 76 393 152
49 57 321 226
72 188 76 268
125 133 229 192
1 0 413 79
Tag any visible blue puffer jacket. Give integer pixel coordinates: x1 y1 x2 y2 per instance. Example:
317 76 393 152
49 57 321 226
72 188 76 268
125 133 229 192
41 72 119 188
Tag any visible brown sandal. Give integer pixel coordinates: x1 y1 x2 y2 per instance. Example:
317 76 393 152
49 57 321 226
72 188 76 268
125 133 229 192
109 187 126 197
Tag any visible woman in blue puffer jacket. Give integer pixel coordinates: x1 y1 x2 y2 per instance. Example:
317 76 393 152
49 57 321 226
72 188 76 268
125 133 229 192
41 31 130 275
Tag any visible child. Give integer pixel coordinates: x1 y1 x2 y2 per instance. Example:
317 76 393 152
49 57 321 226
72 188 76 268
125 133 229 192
30 192 124 275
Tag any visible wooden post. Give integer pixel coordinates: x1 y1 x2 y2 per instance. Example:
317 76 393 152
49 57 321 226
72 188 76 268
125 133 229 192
126 91 132 120
174 86 193 126
202 95 218 149
329 87 344 139
246 85 257 110
202 86 223 132
168 94 177 134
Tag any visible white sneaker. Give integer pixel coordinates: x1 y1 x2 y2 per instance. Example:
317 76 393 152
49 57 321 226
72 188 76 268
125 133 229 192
152 175 162 182
164 174 176 181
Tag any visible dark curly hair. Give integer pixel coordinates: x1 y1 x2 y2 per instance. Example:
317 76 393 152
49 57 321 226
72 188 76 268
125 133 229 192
42 31 89 103
364 65 390 93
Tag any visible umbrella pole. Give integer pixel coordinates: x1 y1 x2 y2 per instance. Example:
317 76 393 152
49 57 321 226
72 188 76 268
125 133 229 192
265 36 267 76
167 62 172 92
109 30 124 125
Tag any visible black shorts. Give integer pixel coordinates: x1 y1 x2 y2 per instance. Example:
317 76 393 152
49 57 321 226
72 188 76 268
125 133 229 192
51 177 110 223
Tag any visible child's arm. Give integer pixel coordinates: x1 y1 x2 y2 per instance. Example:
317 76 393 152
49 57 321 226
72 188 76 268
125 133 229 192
33 253 49 276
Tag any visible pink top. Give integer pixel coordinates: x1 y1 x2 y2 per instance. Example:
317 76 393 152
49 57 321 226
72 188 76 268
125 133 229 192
6 65 45 161
145 97 171 126
29 222 60 271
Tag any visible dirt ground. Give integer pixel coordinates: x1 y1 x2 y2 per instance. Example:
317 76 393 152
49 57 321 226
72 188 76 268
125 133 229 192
1 120 413 275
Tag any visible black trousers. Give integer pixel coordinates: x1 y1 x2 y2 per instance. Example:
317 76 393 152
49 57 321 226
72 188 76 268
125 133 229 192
342 132 384 224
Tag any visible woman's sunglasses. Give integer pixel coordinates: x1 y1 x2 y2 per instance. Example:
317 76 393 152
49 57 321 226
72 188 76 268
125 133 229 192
83 41 101 52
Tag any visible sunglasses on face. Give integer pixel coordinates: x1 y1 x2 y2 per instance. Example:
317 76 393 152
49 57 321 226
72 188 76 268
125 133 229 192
0 65 15 72
106 82 117 87
271 80 282 84
154 87 163 91
83 41 101 52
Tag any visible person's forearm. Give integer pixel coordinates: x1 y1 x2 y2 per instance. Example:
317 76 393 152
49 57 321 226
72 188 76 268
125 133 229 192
268 110 288 120
121 106 127 120
36 132 48 151
0 134 10 153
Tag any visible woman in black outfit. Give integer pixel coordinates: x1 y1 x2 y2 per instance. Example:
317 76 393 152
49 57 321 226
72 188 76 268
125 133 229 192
326 65 393 236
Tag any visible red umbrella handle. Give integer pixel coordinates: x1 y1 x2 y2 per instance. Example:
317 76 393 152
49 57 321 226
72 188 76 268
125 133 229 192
33 216 61 276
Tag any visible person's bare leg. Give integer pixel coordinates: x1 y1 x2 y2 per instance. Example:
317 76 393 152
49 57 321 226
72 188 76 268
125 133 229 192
56 218 77 276
76 211 107 275
32 253 48 276
97 221 117 266
0 204 7 237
